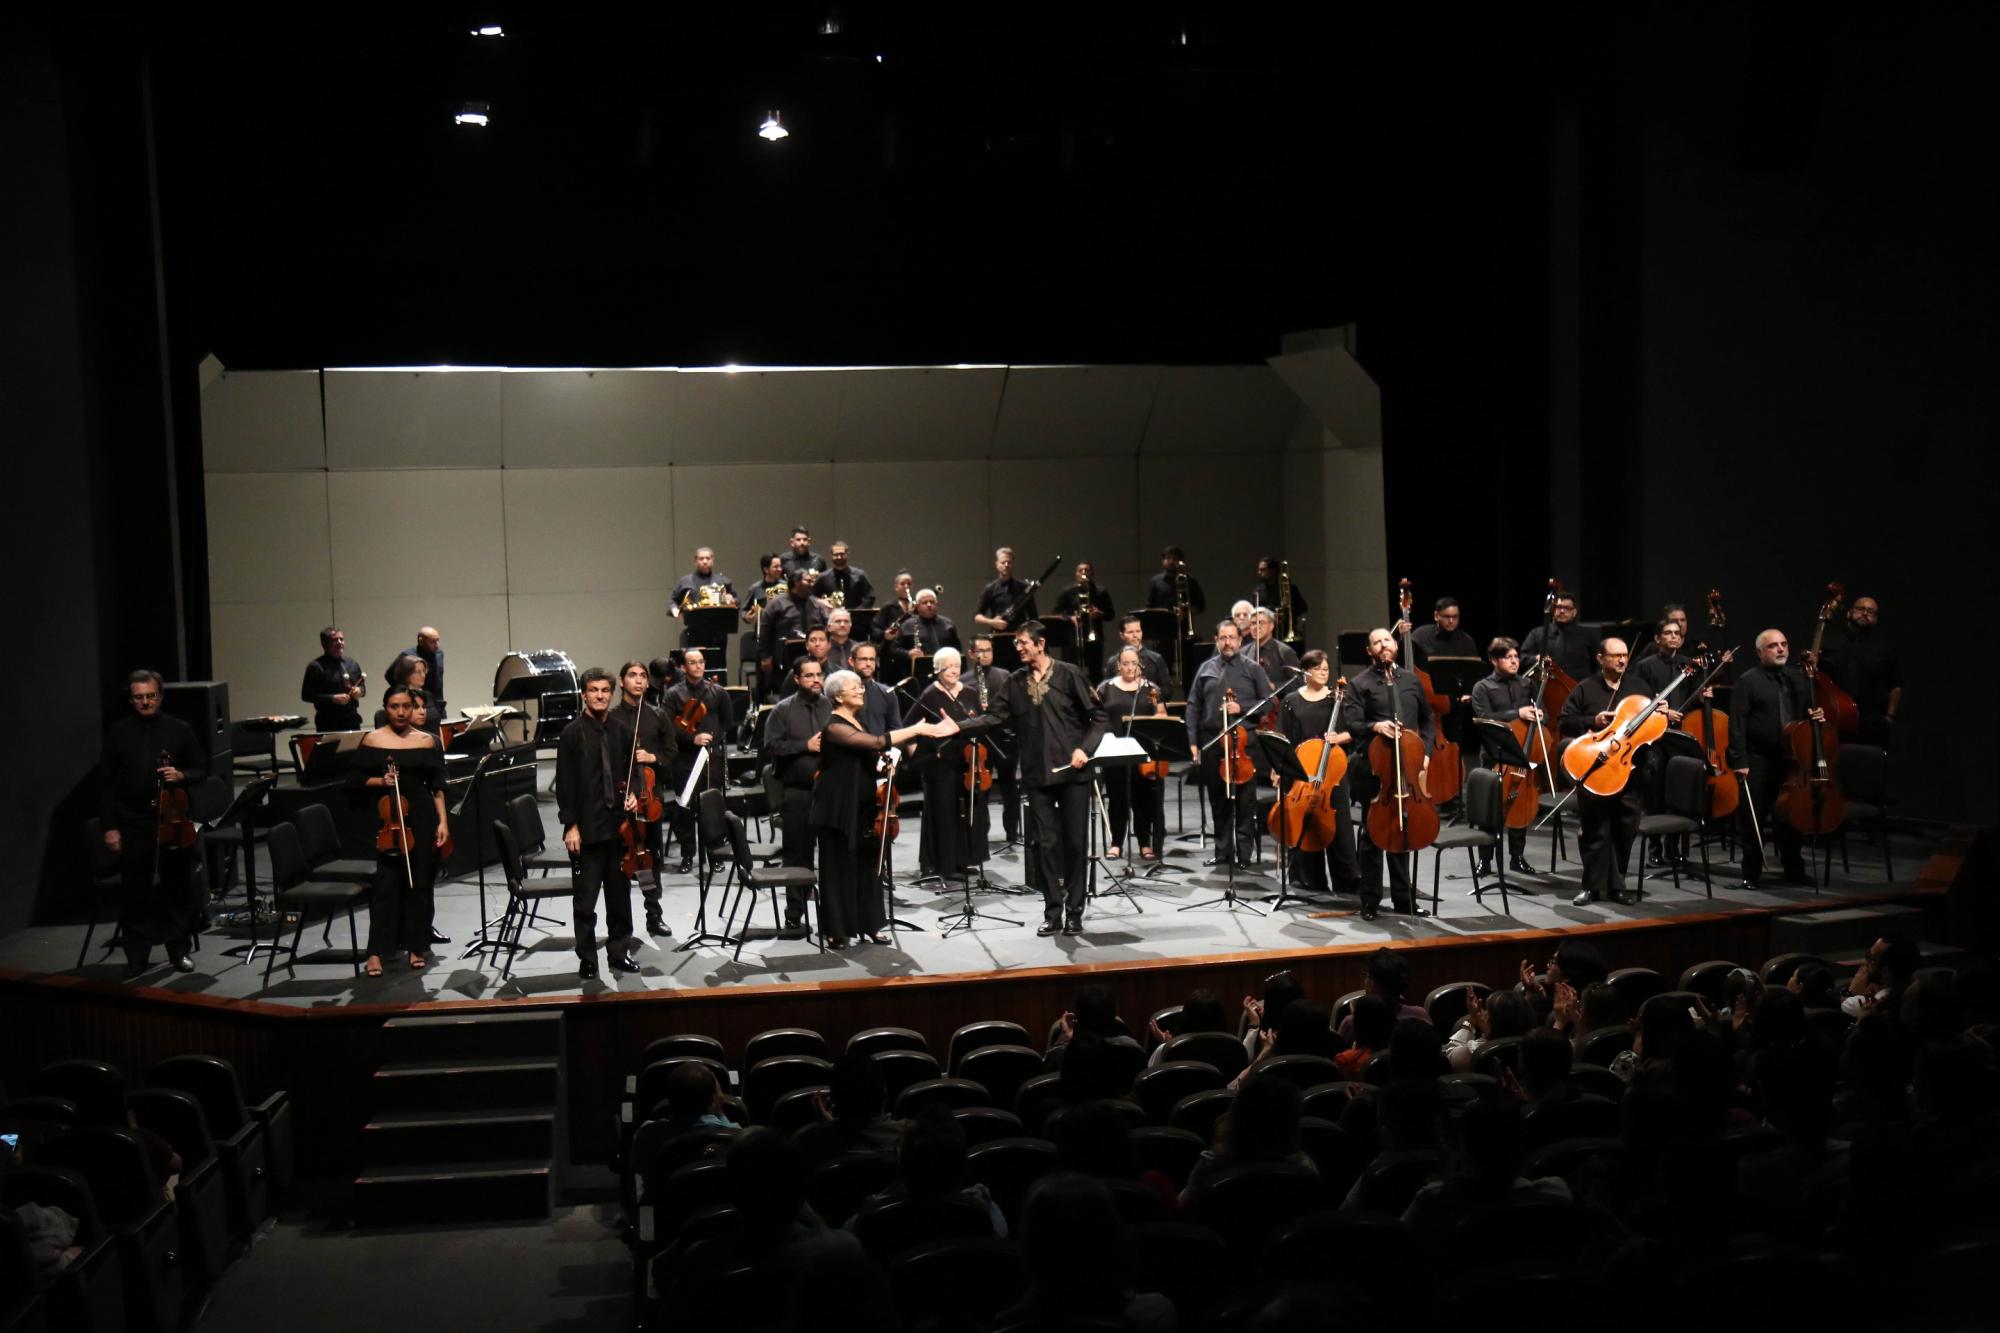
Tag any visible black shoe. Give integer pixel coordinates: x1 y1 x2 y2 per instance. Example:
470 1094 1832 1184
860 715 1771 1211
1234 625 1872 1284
1204 855 1237 868
1646 852 1671 869
1403 905 1431 918
1509 855 1535 875
675 859 694 875
1359 906 1379 921
1062 916 1083 936
168 954 196 974
609 952 641 974
123 960 149 980
645 911 668 936
1037 918 1060 937
430 927 450 945
577 958 600 980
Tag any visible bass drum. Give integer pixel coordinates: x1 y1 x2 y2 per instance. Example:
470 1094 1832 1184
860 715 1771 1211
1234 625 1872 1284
493 650 581 745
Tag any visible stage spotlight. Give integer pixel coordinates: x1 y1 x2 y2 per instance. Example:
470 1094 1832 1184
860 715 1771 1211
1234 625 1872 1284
455 101 491 127
471 24 504 37
759 110 788 141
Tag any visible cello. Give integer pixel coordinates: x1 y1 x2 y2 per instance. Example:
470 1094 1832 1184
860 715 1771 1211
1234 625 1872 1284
1524 578 1578 789
1396 579 1462 805
1803 582 1862 738
1365 665 1440 856
1561 650 1736 796
1271 678 1350 853
1679 589 1739 820
1777 589 1848 841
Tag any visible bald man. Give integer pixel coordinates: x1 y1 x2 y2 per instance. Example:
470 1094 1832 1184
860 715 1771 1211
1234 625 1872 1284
1557 636 1645 906
390 627 445 711
1725 628 1822 888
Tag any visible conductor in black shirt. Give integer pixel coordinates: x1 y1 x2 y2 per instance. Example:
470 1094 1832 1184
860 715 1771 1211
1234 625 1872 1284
99 670 206 977
557 669 642 979
967 622 1107 937
1725 628 1823 888
301 625 366 731
1558 637 1645 906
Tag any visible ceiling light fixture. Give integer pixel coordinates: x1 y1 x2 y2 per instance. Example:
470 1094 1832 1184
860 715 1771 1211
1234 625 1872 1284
454 101 491 127
758 110 788 141
471 24 504 37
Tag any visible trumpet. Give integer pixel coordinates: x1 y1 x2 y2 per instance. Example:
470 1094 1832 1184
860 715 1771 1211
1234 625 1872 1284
695 582 735 609
1076 573 1098 645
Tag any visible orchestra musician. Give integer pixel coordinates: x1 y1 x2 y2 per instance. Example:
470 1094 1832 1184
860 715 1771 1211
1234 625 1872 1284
779 628 834 697
1145 546 1205 619
1726 629 1823 889
824 609 857 674
355 683 449 976
387 626 444 712
1821 595 1900 746
781 526 829 582
973 547 1038 639
1281 649 1362 896
1470 637 1540 877
850 641 903 736
1557 637 1645 907
1521 589 1594 683
98 670 206 977
1229 601 1256 642
758 568 830 694
670 547 739 633
1629 618 1703 868
896 588 960 670
916 647 992 881
609 661 679 935
968 636 1022 846
811 670 957 948
745 553 788 626
1186 620 1273 870
382 653 438 728
1631 603 1688 664
1051 560 1114 680
301 625 366 732
1342 627 1435 920
965 621 1107 937
1096 645 1169 860
813 540 875 610
1402 596 1478 672
1248 557 1307 641
1247 607 1298 681
1114 616 1171 698
873 571 918 644
763 657 832 933
659 648 732 875
557 669 643 979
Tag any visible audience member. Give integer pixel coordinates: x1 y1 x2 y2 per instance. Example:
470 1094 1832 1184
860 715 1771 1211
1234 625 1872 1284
1403 1094 1571 1237
1182 1072 1315 1206
850 1106 1006 1237
1147 987 1228 1065
1842 934 1918 1019
995 1174 1175 1332
1241 970 1307 1059
1516 1025 1576 1104
1335 947 1430 1039
1444 988 1537 1071
1336 995 1394 1079
795 1050 904 1167
659 1062 736 1137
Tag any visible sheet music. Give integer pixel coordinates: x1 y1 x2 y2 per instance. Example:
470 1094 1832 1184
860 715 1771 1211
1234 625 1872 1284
1091 735 1147 762
675 745 709 808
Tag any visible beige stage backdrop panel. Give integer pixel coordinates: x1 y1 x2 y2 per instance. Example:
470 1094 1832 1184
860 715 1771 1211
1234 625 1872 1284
202 346 1387 720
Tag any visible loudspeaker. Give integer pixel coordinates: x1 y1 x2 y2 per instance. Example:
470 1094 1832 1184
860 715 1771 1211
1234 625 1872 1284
163 680 231 777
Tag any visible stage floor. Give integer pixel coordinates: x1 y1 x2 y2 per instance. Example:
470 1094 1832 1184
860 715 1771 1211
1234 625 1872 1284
2 787 1942 1009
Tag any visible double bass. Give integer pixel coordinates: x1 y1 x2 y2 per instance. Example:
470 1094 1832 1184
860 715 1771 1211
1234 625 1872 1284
1396 579 1462 805
1803 581 1862 738
1679 589 1739 820
1524 578 1578 789
1270 678 1350 853
1777 589 1848 839
1365 665 1440 855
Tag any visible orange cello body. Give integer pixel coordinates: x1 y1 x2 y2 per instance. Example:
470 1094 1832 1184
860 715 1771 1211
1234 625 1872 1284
1366 726 1439 854
1803 581 1861 738
1680 705 1739 820
1270 680 1350 853
1560 692 1671 796
1135 685 1172 780
156 780 199 851
1499 717 1545 829
872 759 902 841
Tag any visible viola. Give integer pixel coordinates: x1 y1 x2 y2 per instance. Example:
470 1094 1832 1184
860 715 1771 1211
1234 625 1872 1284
963 737 994 793
1270 678 1349 852
1217 687 1255 787
1135 686 1172 780
618 767 662 879
1679 589 1739 820
375 783 413 856
1778 588 1848 837
1563 650 1735 796
1397 578 1461 806
1803 581 1861 738
674 694 708 739
154 752 198 850
872 754 902 841
1364 670 1439 855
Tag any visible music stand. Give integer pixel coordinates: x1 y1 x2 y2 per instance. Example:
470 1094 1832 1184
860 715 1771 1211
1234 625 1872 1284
1180 704 1275 917
1137 610 1181 686
1082 736 1150 913
210 775 278 962
682 606 737 655
1123 718 1186 881
449 721 518 960
1253 732 1320 910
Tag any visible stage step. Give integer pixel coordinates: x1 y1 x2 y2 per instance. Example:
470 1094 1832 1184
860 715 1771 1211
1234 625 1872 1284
356 1011 567 1224
351 1160 553 1226
1769 903 1926 959
379 1010 563 1063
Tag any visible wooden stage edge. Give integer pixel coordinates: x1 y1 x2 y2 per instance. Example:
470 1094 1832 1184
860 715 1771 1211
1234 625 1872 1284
3 824 1986 1178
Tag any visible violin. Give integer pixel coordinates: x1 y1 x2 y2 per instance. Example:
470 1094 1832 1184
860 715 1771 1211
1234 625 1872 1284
1804 581 1861 738
963 736 994 793
674 694 708 739
1135 685 1172 780
374 756 419 888
618 700 665 878
1679 589 1739 820
872 753 902 840
1365 667 1440 855
1563 650 1735 795
1778 589 1848 838
154 751 198 850
1217 687 1255 787
1397 579 1462 806
1270 678 1349 852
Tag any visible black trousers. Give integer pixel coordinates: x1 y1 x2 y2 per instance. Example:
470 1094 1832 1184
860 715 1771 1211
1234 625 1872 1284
816 827 886 940
995 751 1021 842
1105 772 1162 852
368 841 439 957
1285 778 1362 892
114 827 198 966
1203 770 1262 863
1577 788 1640 900
778 784 817 920
571 838 634 963
1348 769 1418 912
1027 783 1090 920
1740 756 1805 884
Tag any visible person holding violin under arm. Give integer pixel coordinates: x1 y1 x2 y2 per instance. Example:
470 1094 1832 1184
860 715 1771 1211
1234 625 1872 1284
1470 637 1540 878
609 661 678 936
1557 638 1646 907
354 684 448 977
99 670 206 978
558 669 642 980
660 649 731 876
1342 629 1435 920
1187 621 1273 870
812 669 957 948
1725 629 1821 889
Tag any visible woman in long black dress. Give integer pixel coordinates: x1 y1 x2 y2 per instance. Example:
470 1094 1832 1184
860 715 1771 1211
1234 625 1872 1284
354 684 449 976
1095 646 1170 860
1279 649 1362 897
915 648 992 881
811 669 958 947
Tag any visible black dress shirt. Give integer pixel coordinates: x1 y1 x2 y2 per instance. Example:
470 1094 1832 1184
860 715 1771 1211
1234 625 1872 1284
556 711 622 844
1186 652 1274 747
781 550 830 581
1520 621 1596 684
1820 628 1901 716
897 613 960 659
1342 665 1437 755
608 700 679 796
1726 665 1814 767
1409 625 1480 673
1248 578 1308 620
99 713 205 828
1558 672 1647 739
970 660 1106 789
976 577 1037 631
1252 637 1300 682
301 654 366 731
814 565 876 610
1052 584 1115 634
672 572 738 615
758 592 830 662
1630 651 1697 705
1147 572 1206 615
858 680 903 736
763 692 833 787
